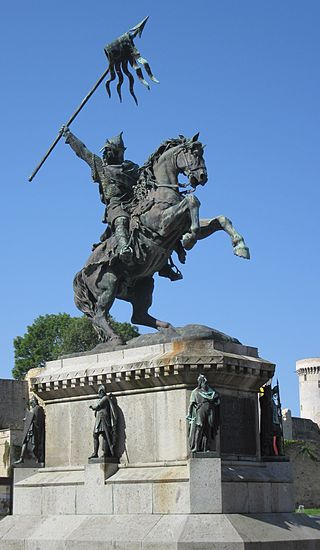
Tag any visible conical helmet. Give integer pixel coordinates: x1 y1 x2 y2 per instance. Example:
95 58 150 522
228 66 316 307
100 131 126 152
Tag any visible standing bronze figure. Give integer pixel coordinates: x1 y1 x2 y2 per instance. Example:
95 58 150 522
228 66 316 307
15 396 45 465
260 382 284 457
187 375 220 452
89 385 118 459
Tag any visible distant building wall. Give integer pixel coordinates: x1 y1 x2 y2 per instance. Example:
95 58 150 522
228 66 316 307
0 379 28 430
285 440 320 508
292 417 320 442
282 408 320 443
296 358 320 427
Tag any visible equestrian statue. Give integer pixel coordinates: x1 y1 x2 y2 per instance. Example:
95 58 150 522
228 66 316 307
63 127 250 344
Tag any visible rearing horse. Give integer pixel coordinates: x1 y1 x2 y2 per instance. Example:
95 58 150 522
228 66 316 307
73 134 250 343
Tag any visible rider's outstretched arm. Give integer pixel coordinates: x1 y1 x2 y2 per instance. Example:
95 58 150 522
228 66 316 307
63 127 100 172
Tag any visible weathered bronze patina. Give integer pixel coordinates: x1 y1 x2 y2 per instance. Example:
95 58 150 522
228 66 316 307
89 385 118 459
187 374 220 452
15 396 45 465
64 129 250 342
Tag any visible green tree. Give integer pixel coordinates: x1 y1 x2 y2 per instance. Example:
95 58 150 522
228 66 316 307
13 313 139 380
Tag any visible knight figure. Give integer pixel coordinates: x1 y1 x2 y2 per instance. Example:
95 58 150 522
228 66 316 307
63 127 181 281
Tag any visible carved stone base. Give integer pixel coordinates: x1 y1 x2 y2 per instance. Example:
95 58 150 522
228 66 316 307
11 458 295 516
13 461 44 469
88 456 119 464
191 451 220 458
30 334 274 467
6 332 314 547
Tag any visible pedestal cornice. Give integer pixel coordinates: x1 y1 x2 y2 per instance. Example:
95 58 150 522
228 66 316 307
30 338 275 401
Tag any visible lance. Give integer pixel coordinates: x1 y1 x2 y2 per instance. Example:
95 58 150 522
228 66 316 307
28 16 158 182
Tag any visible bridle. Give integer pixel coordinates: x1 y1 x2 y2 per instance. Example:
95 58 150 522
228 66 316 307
153 142 203 193
173 145 203 190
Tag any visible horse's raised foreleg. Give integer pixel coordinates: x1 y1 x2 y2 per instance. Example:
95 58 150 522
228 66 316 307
198 216 250 259
181 194 200 250
160 194 200 250
129 277 172 330
92 269 123 343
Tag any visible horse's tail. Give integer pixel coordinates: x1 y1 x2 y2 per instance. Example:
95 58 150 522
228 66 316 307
73 270 96 319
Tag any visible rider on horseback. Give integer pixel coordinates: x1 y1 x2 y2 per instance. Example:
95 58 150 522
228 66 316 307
64 127 136 260
63 127 182 280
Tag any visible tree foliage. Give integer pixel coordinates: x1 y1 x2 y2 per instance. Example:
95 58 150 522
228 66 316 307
13 313 139 380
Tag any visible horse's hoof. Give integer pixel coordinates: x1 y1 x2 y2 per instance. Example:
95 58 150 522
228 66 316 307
182 234 197 250
233 243 250 260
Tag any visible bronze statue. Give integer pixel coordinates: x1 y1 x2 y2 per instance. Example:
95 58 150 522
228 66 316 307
15 396 45 465
28 18 250 345
271 385 284 456
187 374 220 452
65 132 250 343
64 127 181 279
89 385 118 459
259 382 284 457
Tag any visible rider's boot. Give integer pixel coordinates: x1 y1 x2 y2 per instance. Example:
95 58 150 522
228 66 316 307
158 263 183 282
114 217 133 261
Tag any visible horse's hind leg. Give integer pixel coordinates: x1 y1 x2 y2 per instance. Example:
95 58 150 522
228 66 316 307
130 277 172 330
92 270 123 343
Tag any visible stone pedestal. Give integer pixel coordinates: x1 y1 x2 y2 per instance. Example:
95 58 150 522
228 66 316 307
29 335 274 467
1 331 320 548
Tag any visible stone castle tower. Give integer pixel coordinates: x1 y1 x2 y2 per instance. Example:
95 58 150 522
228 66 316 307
296 357 320 427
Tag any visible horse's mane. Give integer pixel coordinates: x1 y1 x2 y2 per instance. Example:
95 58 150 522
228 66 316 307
133 136 188 203
141 135 188 172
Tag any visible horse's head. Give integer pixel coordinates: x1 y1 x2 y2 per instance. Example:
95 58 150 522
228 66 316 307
175 133 208 188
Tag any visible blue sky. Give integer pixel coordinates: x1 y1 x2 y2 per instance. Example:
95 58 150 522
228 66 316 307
1 1 319 416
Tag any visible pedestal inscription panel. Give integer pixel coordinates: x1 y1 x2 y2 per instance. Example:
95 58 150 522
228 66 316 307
220 395 257 456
